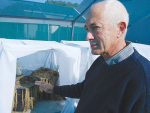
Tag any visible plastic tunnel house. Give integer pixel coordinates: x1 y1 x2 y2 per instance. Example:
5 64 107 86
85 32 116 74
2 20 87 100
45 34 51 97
0 38 83 113
1 0 150 113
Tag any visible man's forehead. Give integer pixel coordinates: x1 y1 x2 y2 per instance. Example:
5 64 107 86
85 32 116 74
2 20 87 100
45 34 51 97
86 15 98 25
86 12 104 26
85 16 104 27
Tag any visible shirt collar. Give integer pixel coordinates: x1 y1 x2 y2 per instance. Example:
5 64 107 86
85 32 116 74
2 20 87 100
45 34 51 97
100 41 134 65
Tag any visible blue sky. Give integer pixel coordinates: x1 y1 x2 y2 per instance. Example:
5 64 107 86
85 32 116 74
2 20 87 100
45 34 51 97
24 0 83 4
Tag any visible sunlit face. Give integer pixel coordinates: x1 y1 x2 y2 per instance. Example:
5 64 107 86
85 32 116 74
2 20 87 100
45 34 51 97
85 5 118 56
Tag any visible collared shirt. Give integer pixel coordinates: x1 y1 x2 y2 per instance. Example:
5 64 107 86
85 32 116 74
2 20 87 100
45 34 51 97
103 42 134 65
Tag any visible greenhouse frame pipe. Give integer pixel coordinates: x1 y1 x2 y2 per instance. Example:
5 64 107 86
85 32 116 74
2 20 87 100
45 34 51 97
48 24 50 41
71 0 99 41
71 22 75 41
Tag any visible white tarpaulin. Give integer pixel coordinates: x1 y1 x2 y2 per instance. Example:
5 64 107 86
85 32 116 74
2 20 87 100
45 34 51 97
0 39 81 113
132 43 150 61
61 40 99 82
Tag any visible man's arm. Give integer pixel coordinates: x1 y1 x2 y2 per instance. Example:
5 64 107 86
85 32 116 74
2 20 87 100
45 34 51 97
35 80 84 99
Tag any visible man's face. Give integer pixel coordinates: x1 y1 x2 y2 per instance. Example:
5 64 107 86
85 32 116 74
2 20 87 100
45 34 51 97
85 7 118 56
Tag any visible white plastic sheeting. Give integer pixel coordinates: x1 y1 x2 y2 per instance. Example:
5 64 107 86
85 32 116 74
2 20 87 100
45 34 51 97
132 43 150 61
61 40 99 82
0 39 81 113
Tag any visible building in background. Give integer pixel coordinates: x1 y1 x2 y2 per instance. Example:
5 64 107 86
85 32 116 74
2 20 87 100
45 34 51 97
0 0 86 42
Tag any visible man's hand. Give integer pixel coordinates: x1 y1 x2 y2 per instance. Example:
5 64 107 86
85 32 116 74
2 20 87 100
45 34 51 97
35 81 54 93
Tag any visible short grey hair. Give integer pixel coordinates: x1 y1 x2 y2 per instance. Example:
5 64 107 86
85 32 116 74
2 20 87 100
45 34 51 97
93 0 129 36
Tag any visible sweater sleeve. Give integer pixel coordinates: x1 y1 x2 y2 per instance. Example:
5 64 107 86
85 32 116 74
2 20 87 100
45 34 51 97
53 80 85 99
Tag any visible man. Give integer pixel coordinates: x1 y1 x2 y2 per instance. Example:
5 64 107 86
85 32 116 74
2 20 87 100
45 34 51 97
35 0 150 112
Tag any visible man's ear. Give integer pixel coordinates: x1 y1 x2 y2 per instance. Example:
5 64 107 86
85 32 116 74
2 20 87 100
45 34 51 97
117 22 126 38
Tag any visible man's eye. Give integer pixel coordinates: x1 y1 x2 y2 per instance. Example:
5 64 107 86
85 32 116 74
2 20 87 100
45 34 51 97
94 26 100 29
84 27 88 31
85 28 88 31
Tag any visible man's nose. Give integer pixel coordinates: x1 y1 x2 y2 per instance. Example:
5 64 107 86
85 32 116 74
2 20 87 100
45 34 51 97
86 31 94 41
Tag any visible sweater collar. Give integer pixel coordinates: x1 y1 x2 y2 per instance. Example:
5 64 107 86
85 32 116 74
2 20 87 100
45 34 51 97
100 41 134 66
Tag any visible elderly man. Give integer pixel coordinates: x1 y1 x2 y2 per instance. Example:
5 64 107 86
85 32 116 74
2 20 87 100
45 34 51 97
35 0 150 113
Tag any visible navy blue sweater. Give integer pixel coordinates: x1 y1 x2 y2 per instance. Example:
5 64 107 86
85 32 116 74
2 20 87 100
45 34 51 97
54 49 150 113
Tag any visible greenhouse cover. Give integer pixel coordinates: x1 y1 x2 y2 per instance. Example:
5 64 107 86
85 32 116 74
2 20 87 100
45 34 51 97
0 39 82 113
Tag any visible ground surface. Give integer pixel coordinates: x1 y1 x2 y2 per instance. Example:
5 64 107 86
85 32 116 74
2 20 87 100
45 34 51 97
12 100 65 113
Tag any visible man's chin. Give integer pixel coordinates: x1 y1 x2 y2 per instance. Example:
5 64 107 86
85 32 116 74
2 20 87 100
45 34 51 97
91 50 101 55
